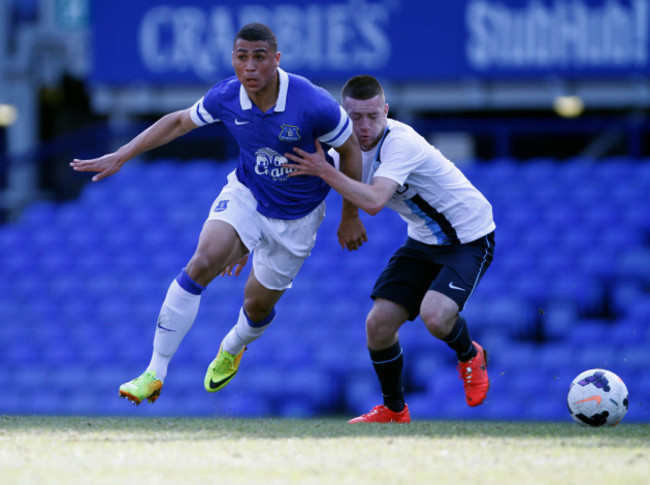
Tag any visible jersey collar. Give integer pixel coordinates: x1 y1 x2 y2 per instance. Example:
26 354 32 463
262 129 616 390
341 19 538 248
239 68 289 112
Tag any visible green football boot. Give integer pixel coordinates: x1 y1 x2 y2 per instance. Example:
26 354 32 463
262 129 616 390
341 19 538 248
119 370 163 405
204 344 246 392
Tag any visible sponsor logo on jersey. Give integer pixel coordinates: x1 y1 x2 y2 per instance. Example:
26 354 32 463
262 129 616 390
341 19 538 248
279 124 300 142
392 183 416 200
255 147 295 181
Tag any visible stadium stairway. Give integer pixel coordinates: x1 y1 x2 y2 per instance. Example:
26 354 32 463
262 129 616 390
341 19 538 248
0 156 649 422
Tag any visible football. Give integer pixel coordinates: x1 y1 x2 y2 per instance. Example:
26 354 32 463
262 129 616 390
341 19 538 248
567 368 629 427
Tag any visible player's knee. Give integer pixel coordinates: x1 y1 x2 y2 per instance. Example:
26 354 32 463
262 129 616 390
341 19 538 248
421 307 456 338
242 299 274 323
365 313 395 347
186 252 221 286
365 313 379 336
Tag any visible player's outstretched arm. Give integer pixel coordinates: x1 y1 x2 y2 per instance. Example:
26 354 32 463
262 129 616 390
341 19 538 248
330 135 367 250
284 140 397 216
70 108 197 182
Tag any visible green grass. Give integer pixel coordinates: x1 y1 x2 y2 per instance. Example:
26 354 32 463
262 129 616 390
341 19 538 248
1 416 648 484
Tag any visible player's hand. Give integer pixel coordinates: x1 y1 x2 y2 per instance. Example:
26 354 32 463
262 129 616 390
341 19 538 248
70 152 124 182
337 213 367 251
220 254 249 277
283 140 334 177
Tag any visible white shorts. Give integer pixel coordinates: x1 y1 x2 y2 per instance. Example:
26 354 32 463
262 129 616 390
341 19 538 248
206 170 326 291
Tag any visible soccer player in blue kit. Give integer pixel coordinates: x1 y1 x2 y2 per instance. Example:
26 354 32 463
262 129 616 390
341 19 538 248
284 75 495 423
71 23 367 405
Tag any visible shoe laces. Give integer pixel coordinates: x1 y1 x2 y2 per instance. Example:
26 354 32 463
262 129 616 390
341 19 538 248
457 359 475 385
132 370 157 385
214 351 236 372
363 405 385 417
130 370 158 386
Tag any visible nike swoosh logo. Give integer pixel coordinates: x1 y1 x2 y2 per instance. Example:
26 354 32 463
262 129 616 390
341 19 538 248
208 374 236 390
157 322 176 332
448 282 466 291
234 119 249 125
574 395 602 406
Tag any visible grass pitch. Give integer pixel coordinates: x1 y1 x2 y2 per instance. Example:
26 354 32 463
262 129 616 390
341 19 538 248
1 416 648 485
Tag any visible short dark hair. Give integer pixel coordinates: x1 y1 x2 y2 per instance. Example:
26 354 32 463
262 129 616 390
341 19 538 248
234 23 278 52
341 75 384 101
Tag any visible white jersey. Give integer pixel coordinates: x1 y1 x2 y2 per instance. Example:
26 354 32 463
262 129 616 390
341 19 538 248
333 118 495 245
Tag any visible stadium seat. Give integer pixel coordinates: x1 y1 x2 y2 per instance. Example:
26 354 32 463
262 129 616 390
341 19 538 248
404 391 442 420
616 248 650 286
558 157 595 185
537 342 576 370
344 374 382 415
546 274 606 316
608 318 647 345
568 320 610 345
408 351 448 389
213 392 274 418
477 294 537 339
541 300 579 340
574 345 619 371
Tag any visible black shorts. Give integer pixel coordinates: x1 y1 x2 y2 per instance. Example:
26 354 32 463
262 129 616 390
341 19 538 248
371 231 495 320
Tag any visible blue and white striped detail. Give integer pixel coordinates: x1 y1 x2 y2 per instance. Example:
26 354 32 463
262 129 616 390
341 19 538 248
405 195 460 245
465 234 493 302
190 97 219 126
405 200 450 244
318 106 352 148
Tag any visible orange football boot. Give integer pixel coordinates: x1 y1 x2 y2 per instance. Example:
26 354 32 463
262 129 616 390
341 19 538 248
348 404 411 423
457 341 490 407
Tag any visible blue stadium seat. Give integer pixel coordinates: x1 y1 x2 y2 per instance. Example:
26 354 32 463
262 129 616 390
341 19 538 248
537 342 575 370
211 392 274 418
408 351 448 389
519 157 559 185
596 157 635 184
344 374 382 415
568 319 611 345
616 248 650 286
576 248 616 282
575 345 619 371
608 318 647 345
477 294 537 339
610 283 646 318
617 346 649 368
20 200 59 226
401 391 440 419
541 300 578 340
558 157 595 186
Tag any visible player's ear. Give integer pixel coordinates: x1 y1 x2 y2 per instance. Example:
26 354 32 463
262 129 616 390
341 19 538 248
384 103 389 116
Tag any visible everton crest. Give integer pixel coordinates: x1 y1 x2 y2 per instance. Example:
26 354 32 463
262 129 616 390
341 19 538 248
279 124 300 142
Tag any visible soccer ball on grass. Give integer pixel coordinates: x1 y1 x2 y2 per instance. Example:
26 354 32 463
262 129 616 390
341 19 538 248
567 368 629 427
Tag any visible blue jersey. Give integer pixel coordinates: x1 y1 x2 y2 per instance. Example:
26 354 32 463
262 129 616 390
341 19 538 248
190 68 352 220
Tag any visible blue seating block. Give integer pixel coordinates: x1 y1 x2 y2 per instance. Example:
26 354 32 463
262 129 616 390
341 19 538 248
1 157 649 420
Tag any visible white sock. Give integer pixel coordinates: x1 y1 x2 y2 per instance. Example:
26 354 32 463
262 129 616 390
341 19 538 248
147 279 202 381
221 307 275 355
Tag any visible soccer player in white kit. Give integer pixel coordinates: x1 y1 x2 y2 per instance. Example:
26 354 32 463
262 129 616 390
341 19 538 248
284 75 496 423
71 24 367 405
